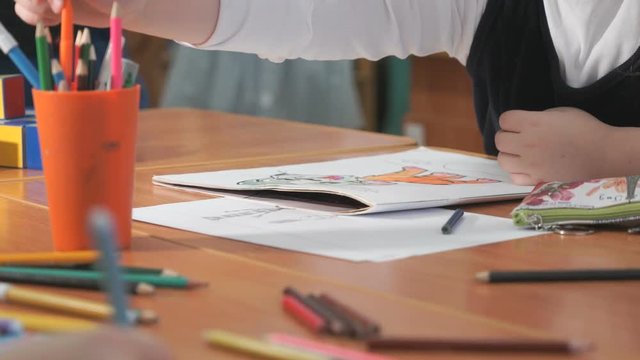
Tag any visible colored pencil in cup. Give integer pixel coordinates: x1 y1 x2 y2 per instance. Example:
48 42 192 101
0 21 40 88
60 0 74 84
35 22 53 90
51 58 67 90
0 251 99 266
203 329 328 360
74 59 89 91
73 29 82 82
110 1 123 89
366 337 592 354
475 268 640 283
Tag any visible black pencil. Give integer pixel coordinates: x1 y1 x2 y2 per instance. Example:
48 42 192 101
316 293 380 339
0 270 155 295
283 287 347 335
367 337 591 353
441 208 464 234
475 268 640 283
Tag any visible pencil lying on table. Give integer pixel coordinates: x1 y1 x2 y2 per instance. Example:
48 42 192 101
367 337 592 353
0 251 99 266
0 266 155 295
475 268 640 283
0 310 97 332
0 267 204 289
0 282 157 324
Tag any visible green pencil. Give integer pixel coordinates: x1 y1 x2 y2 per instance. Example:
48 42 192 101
0 267 205 289
35 22 52 90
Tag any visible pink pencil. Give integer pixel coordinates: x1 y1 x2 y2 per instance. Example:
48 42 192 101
110 1 123 89
266 333 394 360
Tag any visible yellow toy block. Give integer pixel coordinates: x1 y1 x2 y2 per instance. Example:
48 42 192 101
0 120 26 168
0 75 26 119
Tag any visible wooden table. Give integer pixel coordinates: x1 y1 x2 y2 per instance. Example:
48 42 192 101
0 109 637 360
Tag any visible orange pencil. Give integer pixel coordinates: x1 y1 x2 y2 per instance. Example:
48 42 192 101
60 0 74 84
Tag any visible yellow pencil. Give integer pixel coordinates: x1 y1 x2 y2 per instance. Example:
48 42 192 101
0 282 157 324
0 310 97 332
203 330 328 360
0 251 100 266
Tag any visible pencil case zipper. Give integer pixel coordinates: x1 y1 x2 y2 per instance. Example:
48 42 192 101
513 204 640 230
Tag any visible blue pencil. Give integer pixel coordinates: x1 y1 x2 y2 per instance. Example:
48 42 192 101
0 21 40 89
88 207 131 326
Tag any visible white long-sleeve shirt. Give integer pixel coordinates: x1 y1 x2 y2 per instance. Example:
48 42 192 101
191 0 640 88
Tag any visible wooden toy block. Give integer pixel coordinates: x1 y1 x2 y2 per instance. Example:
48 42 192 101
0 120 25 168
24 122 42 170
0 75 26 120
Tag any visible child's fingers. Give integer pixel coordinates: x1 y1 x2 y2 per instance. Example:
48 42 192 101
509 172 537 186
494 130 521 155
498 110 536 132
14 1 61 26
497 152 528 174
48 0 64 13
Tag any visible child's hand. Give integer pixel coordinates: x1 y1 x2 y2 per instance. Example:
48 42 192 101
495 107 613 185
3 327 171 360
15 0 147 28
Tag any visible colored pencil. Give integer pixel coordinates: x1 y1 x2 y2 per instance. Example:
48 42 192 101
367 337 592 353
283 287 345 335
70 264 179 277
44 26 54 58
110 2 123 89
0 269 155 295
0 319 23 336
79 28 92 65
60 0 74 83
0 282 156 324
203 329 328 360
74 59 89 91
122 59 140 88
0 267 205 289
282 295 326 334
441 208 464 234
267 333 393 360
0 251 99 266
316 294 380 338
0 310 97 332
73 29 82 82
35 22 53 90
88 208 130 326
51 58 67 89
88 45 97 90
0 21 40 88
475 268 640 283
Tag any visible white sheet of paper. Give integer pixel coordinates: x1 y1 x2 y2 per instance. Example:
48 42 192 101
153 147 534 214
133 197 540 262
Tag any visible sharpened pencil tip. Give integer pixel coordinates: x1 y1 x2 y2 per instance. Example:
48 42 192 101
475 271 490 282
135 283 156 296
111 1 120 18
569 340 594 353
186 281 209 289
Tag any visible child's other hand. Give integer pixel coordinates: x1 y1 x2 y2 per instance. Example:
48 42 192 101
495 107 611 185
3 327 171 360
15 0 147 28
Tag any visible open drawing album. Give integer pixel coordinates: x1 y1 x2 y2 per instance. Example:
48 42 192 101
152 147 534 215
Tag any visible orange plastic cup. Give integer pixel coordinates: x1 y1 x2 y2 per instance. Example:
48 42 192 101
33 86 139 251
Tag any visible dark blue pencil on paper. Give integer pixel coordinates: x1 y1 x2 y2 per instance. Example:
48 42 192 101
88 207 131 326
441 208 464 234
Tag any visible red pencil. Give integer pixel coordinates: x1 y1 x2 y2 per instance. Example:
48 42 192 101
282 295 326 334
59 0 74 83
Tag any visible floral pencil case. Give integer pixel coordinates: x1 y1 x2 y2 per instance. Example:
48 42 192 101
511 175 640 232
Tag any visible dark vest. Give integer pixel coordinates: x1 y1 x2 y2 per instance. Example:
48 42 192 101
466 0 640 155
